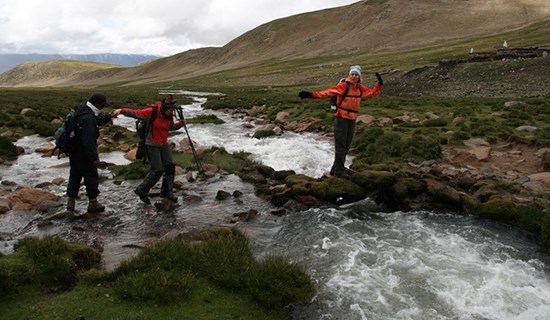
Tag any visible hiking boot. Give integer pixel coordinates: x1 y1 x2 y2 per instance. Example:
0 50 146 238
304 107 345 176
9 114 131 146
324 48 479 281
66 198 76 212
87 198 105 213
161 194 178 202
134 189 151 204
154 198 179 211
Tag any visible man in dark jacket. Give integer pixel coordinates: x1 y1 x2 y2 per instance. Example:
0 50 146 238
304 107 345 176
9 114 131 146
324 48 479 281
66 92 113 213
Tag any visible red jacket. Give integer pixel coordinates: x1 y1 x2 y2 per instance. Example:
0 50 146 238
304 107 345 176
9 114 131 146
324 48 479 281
312 77 382 120
121 102 183 147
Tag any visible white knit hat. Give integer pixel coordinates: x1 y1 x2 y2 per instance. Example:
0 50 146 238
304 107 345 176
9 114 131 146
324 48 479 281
349 65 362 76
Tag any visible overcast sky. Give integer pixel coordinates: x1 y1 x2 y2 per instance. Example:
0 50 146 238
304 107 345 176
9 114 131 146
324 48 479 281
0 0 358 57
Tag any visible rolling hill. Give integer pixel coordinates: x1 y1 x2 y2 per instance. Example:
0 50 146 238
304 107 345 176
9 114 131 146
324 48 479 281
1 0 550 88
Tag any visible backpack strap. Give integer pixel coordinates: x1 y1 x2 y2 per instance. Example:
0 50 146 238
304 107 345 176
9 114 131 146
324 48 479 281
336 82 363 114
336 82 351 108
142 104 159 140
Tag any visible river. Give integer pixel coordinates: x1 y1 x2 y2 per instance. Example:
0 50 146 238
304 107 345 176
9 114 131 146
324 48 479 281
1 90 549 320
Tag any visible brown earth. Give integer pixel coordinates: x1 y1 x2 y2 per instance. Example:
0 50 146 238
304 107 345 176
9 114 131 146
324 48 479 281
443 143 549 195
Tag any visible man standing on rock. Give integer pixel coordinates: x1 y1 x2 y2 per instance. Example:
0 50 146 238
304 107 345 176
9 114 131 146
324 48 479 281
111 96 185 208
299 65 383 178
67 92 113 213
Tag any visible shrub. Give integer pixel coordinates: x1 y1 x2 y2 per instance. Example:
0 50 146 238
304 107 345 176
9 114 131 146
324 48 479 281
0 136 19 159
110 228 316 310
253 129 277 139
423 118 448 127
403 134 442 162
186 114 225 124
114 269 195 304
0 237 101 297
30 120 57 137
248 255 316 309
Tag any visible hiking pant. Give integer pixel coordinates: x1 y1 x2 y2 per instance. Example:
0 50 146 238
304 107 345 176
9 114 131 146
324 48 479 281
135 144 176 196
67 153 99 199
331 116 356 175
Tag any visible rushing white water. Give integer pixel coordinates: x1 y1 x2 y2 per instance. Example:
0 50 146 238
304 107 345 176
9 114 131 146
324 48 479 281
115 95 343 178
3 91 550 319
276 202 550 320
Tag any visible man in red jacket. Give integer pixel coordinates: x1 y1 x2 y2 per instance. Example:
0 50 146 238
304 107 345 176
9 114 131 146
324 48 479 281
299 65 383 178
112 96 184 205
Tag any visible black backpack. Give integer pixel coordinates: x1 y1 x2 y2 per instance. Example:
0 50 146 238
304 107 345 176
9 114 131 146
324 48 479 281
135 105 158 163
52 106 91 158
329 78 362 111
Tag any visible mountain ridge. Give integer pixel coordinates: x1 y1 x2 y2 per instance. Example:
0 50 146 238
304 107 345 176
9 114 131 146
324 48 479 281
1 0 550 87
0 53 159 74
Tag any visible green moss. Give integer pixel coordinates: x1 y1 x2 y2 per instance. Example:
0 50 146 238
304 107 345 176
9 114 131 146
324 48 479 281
253 129 277 139
475 197 518 223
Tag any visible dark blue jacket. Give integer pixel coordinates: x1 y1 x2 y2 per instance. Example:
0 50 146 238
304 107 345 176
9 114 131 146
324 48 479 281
74 103 111 162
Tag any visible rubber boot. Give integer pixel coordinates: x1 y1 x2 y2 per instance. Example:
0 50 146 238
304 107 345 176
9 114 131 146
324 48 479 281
87 198 105 213
160 175 177 202
67 198 76 212
154 198 178 211
134 171 160 204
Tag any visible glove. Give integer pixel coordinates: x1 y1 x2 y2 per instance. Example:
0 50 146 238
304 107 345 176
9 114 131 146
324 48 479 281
298 91 313 99
375 72 383 85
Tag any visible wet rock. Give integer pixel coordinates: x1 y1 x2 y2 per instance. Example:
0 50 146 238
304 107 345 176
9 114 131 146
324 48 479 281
52 177 65 185
0 198 11 214
231 209 258 223
35 142 56 154
286 117 324 133
515 125 537 132
275 111 290 125
504 101 527 108
1 187 58 212
232 190 243 197
215 190 232 200
270 208 286 216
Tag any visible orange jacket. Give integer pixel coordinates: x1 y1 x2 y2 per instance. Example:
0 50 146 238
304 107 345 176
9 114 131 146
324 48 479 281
312 77 382 120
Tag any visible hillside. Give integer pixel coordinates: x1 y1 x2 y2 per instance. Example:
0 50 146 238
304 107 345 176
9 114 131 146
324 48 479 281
0 60 124 87
1 0 550 88
0 53 159 74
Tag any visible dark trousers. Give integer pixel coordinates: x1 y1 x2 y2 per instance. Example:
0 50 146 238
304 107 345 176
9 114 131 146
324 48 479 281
331 117 356 175
135 144 175 196
67 153 99 199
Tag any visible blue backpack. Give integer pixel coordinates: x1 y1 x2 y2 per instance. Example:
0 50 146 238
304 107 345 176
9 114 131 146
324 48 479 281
52 106 91 157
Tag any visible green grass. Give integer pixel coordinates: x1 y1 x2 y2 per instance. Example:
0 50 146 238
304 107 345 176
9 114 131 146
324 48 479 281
0 229 316 320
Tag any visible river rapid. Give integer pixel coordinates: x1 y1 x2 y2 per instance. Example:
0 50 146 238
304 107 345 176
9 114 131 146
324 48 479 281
1 90 550 320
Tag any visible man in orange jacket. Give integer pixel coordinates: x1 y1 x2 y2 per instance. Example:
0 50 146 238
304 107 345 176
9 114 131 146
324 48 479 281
299 65 383 178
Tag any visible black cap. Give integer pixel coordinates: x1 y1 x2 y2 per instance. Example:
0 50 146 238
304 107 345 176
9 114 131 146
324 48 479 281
161 101 177 112
89 92 110 108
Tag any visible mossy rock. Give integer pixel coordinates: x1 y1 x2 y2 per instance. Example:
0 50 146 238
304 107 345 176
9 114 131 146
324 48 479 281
475 197 518 223
351 170 397 192
285 174 316 187
325 177 366 204
253 129 277 139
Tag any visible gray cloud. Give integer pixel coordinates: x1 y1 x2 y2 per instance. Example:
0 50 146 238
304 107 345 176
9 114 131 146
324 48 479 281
0 0 357 56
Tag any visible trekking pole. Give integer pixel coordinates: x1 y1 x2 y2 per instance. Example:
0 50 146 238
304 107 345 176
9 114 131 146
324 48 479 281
176 106 203 172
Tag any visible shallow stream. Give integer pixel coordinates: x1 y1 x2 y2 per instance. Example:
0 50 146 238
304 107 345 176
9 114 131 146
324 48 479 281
1 90 549 319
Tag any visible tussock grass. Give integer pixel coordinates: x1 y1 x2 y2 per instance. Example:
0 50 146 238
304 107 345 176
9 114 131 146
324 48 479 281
0 229 316 319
